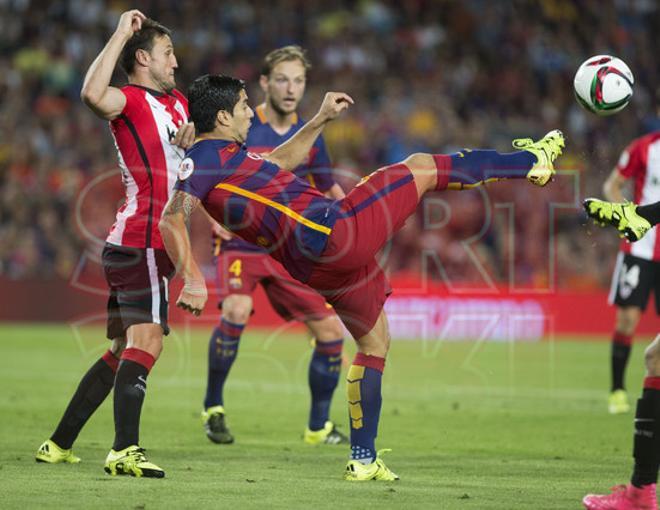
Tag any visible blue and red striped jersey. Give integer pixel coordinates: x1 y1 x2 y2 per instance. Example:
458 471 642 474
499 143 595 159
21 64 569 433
176 139 337 282
219 104 335 252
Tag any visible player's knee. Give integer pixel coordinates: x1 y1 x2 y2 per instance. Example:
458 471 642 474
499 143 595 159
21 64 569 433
313 317 344 342
126 324 164 361
616 307 641 335
644 336 660 376
222 295 251 325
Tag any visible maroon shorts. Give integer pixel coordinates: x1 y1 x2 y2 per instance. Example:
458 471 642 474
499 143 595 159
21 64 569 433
308 164 419 339
216 250 334 322
103 243 175 340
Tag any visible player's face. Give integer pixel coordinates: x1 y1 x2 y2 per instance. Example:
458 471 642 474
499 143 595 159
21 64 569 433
148 35 178 93
231 90 254 144
263 59 306 116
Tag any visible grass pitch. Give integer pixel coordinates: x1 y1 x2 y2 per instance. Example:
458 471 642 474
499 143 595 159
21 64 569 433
0 323 650 509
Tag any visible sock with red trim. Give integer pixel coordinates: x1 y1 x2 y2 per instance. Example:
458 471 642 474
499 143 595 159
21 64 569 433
203 319 245 409
50 350 118 449
308 339 343 430
612 331 633 391
631 377 660 488
347 353 385 464
433 150 536 191
112 348 155 451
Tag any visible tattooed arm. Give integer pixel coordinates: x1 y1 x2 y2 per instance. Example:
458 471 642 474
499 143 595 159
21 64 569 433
159 190 207 316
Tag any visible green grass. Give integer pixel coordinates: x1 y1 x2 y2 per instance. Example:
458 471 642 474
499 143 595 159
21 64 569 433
0 323 650 509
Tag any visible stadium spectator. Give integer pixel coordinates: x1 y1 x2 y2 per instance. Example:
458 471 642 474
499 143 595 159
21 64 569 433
0 0 657 291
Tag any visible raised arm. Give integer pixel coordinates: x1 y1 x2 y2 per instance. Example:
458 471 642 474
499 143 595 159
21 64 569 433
265 92 353 170
159 190 207 315
80 9 146 120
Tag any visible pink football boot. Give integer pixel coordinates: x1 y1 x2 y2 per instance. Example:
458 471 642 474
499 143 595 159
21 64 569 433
583 484 657 510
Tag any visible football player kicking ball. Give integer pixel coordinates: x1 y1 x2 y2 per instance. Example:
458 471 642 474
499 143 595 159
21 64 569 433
202 46 348 446
160 74 565 481
583 197 660 510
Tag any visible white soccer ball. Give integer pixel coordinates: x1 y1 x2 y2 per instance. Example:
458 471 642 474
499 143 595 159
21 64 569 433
573 55 634 116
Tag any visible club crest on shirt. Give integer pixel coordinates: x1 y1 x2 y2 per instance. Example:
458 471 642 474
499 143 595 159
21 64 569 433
178 157 194 180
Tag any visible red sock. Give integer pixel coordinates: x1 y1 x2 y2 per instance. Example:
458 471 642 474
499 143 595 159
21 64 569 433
613 331 633 346
433 154 452 191
121 347 156 372
643 377 660 390
354 352 385 373
101 350 120 373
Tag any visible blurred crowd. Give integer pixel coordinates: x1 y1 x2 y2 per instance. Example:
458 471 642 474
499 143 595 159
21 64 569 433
1 0 658 290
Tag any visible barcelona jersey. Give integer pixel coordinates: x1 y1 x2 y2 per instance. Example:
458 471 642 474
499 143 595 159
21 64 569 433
219 104 335 252
176 139 337 283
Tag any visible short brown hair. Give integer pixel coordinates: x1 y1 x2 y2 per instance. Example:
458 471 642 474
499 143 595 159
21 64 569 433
260 45 311 77
119 18 171 76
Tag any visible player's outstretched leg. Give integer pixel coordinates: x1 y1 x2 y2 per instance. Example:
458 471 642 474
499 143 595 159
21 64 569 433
428 129 565 193
584 198 656 242
583 334 660 510
343 312 398 482
105 324 164 478
203 295 249 444
326 130 566 279
303 317 348 445
36 341 123 464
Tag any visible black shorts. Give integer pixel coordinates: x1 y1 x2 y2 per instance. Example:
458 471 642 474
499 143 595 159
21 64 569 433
609 253 660 314
102 243 175 340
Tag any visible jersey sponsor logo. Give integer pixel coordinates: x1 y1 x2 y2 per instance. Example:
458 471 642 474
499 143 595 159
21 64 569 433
167 125 176 142
178 157 195 180
618 262 640 299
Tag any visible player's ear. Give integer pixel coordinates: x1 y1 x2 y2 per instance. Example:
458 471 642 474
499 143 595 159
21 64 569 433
135 48 150 69
259 74 268 93
216 110 231 127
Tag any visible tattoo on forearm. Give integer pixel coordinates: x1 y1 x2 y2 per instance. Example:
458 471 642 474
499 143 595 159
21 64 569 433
163 191 200 222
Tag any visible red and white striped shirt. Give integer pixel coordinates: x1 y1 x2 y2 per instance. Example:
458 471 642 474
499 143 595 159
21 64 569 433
616 131 660 262
107 85 189 249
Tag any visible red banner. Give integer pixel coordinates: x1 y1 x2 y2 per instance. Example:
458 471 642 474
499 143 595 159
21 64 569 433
0 274 657 340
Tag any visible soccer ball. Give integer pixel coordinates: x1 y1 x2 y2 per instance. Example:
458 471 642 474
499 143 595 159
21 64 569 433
573 55 634 116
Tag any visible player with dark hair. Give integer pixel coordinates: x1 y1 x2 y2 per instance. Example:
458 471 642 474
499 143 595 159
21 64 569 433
583 197 660 508
585 131 660 416
159 74 564 480
202 45 348 446
36 10 194 478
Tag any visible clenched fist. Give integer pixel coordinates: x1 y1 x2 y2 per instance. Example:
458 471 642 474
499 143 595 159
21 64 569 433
317 92 354 123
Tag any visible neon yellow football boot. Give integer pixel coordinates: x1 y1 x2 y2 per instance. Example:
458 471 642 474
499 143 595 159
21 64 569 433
512 129 566 186
35 439 81 464
343 449 400 481
304 420 348 445
583 198 652 242
104 445 164 478
608 389 631 414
